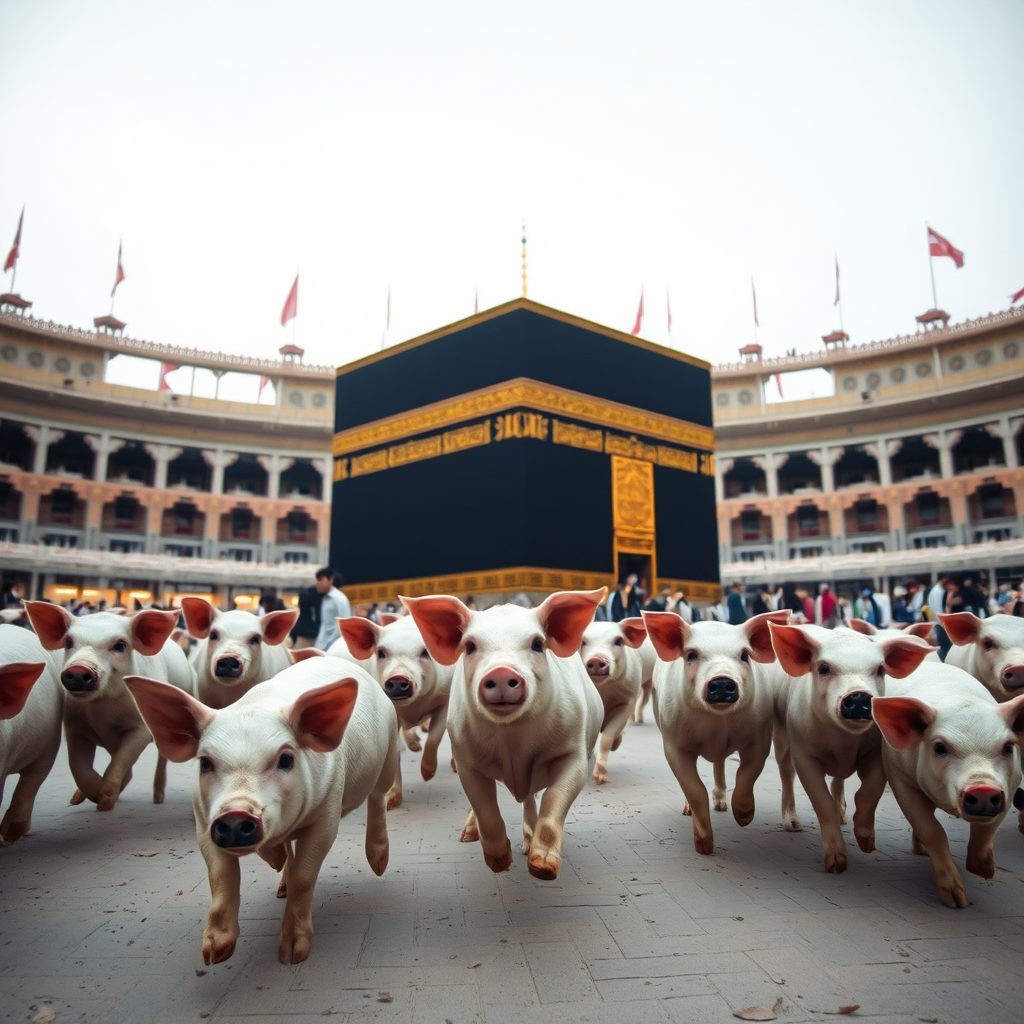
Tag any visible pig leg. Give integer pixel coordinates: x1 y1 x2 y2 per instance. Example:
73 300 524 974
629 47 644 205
386 740 403 810
662 745 714 854
460 807 479 843
258 842 289 897
712 760 728 812
66 731 104 805
278 823 340 964
888 773 968 908
774 724 802 832
94 728 151 811
365 757 392 876
851 756 887 854
731 748 767 828
831 776 847 824
401 725 422 752
458 766 511 872
521 792 538 853
631 680 652 724
792 749 848 872
0 762 51 845
420 706 449 782
965 821 999 879
152 753 168 805
529 753 588 879
201 848 243 964
594 702 631 784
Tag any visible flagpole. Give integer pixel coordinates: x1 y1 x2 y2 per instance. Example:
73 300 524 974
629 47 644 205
926 223 938 310
835 253 845 336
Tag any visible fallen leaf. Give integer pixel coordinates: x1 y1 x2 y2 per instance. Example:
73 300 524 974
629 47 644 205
733 1008 777 1021
133 851 158 857
734 915 745 921
812 1006 861 1016
377 992 393 1003
772 997 785 1012
467 961 482 969
195 970 207 977
32 1009 56 1024
773 978 785 985
917 1019 939 1023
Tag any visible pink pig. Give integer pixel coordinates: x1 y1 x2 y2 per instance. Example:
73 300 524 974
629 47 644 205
25 602 193 810
125 658 396 964
0 624 64 844
403 590 604 880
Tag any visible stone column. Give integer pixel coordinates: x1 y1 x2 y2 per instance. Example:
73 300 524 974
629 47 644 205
886 487 905 550
145 444 183 490
946 480 969 546
85 484 105 549
770 501 788 560
258 455 282 500
85 434 120 483
146 495 165 554
203 450 234 496
924 431 957 480
26 425 63 475
754 453 780 498
311 458 330 501
818 447 843 493
262 507 278 564
826 495 845 555
988 418 1019 469
21 478 41 542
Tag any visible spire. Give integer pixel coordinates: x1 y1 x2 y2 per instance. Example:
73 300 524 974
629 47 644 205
521 219 528 298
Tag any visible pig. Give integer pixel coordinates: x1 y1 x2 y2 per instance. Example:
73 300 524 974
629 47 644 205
768 622 936 873
180 598 298 710
579 618 647 783
0 624 64 844
24 602 194 810
403 589 605 880
124 658 396 964
336 614 454 808
641 610 790 854
940 612 1024 702
872 664 1024 907
848 619 937 646
630 636 657 724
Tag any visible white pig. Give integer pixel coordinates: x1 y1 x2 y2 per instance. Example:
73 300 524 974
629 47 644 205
642 610 789 855
0 625 64 844
125 658 396 965
579 618 647 783
872 664 1024 907
630 636 657 725
940 612 1024 702
180 598 298 710
768 622 936 873
25 602 194 810
336 614 454 808
403 590 604 880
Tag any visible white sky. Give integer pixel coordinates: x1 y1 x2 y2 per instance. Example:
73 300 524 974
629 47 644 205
2 0 1022 382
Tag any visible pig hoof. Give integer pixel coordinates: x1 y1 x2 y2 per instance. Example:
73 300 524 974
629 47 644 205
527 852 561 880
733 805 754 828
911 833 928 856
153 791 165 805
693 834 714 855
421 763 436 782
277 878 288 899
0 819 28 845
386 791 402 811
823 851 848 874
593 769 608 785
855 833 875 854
279 933 311 965
404 735 422 752
484 841 513 873
202 930 238 965
938 879 970 908
367 842 390 877
965 851 995 879
611 735 623 752
460 826 480 843
783 816 803 832
70 789 86 806
96 796 117 812
682 802 692 816
714 798 728 812
450 757 457 773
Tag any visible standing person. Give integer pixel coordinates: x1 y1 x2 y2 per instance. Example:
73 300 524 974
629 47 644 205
610 574 642 622
891 585 914 623
873 586 892 627
854 586 883 627
752 586 772 616
925 574 948 622
815 583 837 626
672 590 694 624
906 579 925 621
313 567 352 651
795 586 815 623
644 586 674 612
290 583 324 650
780 582 803 618
727 582 747 625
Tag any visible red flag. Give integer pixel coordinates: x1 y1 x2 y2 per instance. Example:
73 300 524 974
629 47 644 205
4 206 23 273
259 375 271 398
834 255 840 307
631 289 644 335
110 240 125 297
281 274 299 325
158 363 178 392
1011 284 1024 305
751 279 759 328
928 227 964 269
773 373 783 398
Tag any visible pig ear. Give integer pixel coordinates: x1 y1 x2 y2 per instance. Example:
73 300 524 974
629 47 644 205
402 595 472 666
905 622 935 643
289 678 359 752
768 622 817 675
179 597 215 639
537 588 607 658
0 662 47 720
379 613 400 626
746 612 789 663
130 609 180 657
124 675 215 762
290 648 324 663
641 611 688 662
338 616 381 660
871 696 937 750
847 618 876 636
878 635 936 678
24 601 75 650
260 609 299 647
938 612 983 646
619 617 648 649
998 693 1024 738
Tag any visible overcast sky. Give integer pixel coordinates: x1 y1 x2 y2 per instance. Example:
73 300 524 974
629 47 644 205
2 0 1022 386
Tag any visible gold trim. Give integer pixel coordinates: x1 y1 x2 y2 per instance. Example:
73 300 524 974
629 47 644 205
552 419 603 451
612 456 656 536
332 377 714 456
342 564 720 603
335 297 711 377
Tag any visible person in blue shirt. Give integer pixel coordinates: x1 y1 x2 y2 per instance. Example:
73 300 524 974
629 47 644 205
727 582 747 625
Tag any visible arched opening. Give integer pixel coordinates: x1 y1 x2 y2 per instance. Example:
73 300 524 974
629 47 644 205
224 454 268 497
891 436 940 482
834 445 880 488
45 433 95 479
723 457 767 498
107 441 156 486
953 427 1005 473
777 452 822 494
280 459 323 500
0 421 34 470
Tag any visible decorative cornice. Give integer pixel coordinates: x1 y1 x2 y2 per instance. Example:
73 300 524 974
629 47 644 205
331 377 715 456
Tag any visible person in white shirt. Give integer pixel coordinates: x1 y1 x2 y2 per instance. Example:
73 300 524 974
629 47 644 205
313 566 352 650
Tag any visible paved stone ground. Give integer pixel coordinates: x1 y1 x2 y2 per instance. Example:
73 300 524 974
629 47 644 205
2 717 1022 1024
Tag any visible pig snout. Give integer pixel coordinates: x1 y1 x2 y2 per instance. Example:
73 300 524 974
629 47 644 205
1000 665 1024 691
839 691 874 721
960 785 1005 819
383 674 414 700
61 664 99 693
214 656 243 679
479 668 527 715
211 811 264 849
586 657 610 677
704 676 738 706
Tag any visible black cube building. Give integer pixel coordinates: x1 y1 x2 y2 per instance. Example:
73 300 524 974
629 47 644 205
330 298 718 604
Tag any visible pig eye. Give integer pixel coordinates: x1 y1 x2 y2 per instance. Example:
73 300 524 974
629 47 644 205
685 649 699 663
464 640 477 655
933 741 948 756
210 630 220 642
64 637 74 649
1004 742 1016 757
420 648 431 660
111 640 128 654
818 662 831 676
982 639 996 651
531 637 545 653
249 635 261 646
277 753 295 771
199 756 214 774
614 638 623 647
740 650 750 663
